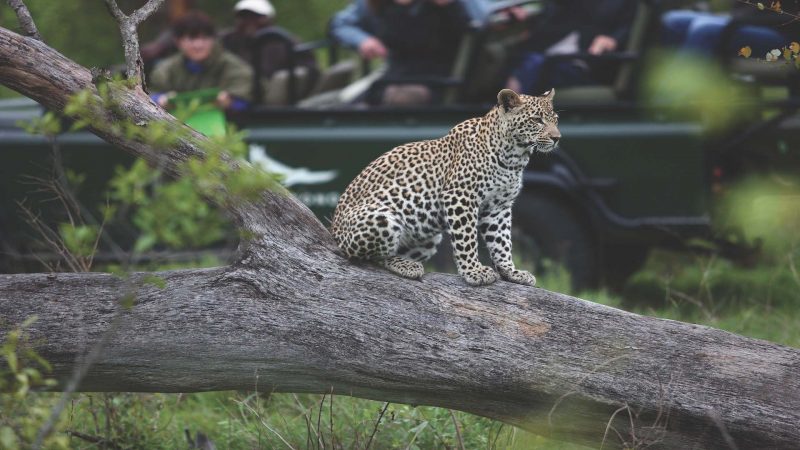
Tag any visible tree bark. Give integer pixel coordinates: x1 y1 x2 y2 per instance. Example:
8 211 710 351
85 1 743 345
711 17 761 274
103 0 166 83
5 0 41 41
1 26 799 449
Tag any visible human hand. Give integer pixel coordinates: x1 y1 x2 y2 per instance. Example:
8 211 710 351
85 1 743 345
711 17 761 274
430 0 455 6
216 90 232 110
155 91 175 109
358 36 388 59
506 6 528 21
588 35 617 55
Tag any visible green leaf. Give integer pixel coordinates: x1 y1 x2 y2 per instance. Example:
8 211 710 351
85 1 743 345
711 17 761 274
20 316 38 329
119 293 137 310
133 234 157 253
6 351 18 373
142 275 167 289
0 426 18 450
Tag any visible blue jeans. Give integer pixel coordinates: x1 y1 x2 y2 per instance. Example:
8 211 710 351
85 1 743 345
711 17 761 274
662 10 786 56
512 52 590 95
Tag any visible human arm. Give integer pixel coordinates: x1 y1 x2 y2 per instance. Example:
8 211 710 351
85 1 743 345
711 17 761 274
598 0 638 50
457 0 493 26
329 0 379 51
148 58 176 108
219 53 256 108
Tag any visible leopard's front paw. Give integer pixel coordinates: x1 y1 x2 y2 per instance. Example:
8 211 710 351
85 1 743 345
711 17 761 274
501 269 537 287
462 265 499 286
382 256 425 279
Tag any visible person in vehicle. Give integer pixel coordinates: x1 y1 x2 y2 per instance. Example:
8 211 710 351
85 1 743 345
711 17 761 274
661 1 799 57
505 0 637 95
149 11 254 112
220 0 318 99
329 0 476 105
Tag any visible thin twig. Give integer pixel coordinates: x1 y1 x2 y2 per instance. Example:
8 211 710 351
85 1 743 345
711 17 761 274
33 310 127 449
129 0 165 25
65 430 122 450
6 0 41 40
708 409 740 450
737 0 800 27
236 398 297 450
317 393 326 450
291 394 319 448
449 410 466 450
102 0 166 83
103 0 126 21
600 404 630 450
548 353 633 426
365 402 390 450
787 249 800 288
329 389 335 450
489 423 504 450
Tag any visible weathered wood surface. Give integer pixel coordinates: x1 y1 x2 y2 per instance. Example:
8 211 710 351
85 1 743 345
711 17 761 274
1 26 799 449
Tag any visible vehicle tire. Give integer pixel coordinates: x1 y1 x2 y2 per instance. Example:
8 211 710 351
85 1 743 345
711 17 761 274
512 193 599 292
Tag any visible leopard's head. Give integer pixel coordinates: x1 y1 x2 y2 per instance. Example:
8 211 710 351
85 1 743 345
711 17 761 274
496 88 560 155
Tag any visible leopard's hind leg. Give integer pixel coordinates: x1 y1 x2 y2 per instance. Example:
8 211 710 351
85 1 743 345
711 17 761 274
336 207 425 279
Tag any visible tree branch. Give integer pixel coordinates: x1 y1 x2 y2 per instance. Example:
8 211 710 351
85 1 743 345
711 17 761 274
102 0 126 22
129 0 165 26
102 0 166 83
6 0 41 40
1 25 800 449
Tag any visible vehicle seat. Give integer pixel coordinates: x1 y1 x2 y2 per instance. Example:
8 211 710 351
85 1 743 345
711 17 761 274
551 0 657 106
307 59 358 97
223 27 322 106
262 66 316 106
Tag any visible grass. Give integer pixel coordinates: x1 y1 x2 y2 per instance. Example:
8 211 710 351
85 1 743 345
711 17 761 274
6 247 799 449
24 392 576 449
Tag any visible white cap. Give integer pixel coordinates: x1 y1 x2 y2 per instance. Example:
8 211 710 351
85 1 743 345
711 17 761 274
234 0 275 18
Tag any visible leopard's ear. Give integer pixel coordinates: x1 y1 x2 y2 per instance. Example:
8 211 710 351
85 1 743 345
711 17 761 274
497 89 522 112
542 88 555 101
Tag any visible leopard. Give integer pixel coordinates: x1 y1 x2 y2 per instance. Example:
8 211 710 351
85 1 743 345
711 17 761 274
330 88 561 287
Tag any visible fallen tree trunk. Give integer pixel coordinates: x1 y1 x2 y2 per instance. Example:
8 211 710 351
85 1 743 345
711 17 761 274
1 26 799 449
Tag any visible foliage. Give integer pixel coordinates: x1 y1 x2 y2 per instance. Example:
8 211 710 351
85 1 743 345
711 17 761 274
0 318 68 450
739 40 800 68
642 52 750 129
624 250 799 347
45 80 280 254
736 1 800 67
14 390 582 450
108 158 230 252
715 175 800 258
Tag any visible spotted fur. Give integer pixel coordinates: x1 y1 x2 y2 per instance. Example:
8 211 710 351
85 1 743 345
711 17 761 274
330 89 561 286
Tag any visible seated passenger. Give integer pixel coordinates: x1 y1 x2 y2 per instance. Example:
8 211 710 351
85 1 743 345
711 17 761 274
221 0 318 98
506 0 637 95
149 12 254 112
661 2 798 57
329 0 475 105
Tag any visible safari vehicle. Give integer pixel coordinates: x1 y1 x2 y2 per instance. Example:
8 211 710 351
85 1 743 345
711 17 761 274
1 0 799 289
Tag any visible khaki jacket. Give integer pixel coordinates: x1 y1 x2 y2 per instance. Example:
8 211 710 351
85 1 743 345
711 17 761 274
149 43 254 102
